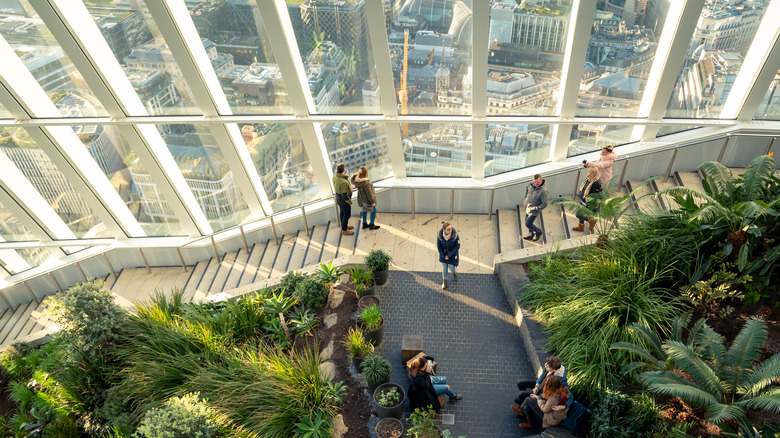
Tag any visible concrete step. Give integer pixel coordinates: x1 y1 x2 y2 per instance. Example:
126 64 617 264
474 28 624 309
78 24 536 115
194 257 220 299
541 202 567 246
303 224 328 267
626 180 662 214
270 234 298 278
497 209 521 253
338 222 358 257
676 171 706 193
287 229 311 272
209 251 238 294
321 221 341 262
223 247 250 291
239 242 267 287
182 261 208 301
257 237 281 282
0 300 35 345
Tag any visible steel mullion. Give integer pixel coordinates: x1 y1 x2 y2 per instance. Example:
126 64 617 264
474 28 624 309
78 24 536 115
471 2 489 180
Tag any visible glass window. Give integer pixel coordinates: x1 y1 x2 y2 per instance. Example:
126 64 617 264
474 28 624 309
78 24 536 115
657 125 700 137
0 0 107 115
67 122 185 236
404 123 471 176
82 0 202 115
575 5 670 117
184 0 292 114
237 123 319 213
487 1 570 116
0 198 61 273
567 123 633 157
0 101 11 119
665 1 770 119
485 124 551 176
385 0 472 115
156 124 250 231
288 0 381 114
322 122 393 182
754 68 780 120
0 127 109 238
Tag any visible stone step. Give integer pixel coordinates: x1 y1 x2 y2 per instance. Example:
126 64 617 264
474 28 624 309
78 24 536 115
626 180 662 214
0 300 35 345
303 224 328 268
321 221 342 262
541 202 566 246
209 251 238 294
497 209 521 253
182 261 208 301
239 242 267 287
271 234 298 278
257 237 281 282
676 171 706 193
287 229 311 271
223 247 250 291
194 257 221 299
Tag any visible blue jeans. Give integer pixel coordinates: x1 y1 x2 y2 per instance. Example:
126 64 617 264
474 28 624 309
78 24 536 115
441 263 456 280
525 213 542 236
361 207 377 226
431 376 456 398
337 199 351 231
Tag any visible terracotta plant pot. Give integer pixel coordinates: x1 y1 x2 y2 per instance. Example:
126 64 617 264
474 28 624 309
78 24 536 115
373 383 405 419
375 417 403 438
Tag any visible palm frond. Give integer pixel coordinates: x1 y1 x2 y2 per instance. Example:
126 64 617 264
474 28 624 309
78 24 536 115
692 204 736 225
704 402 744 424
664 341 726 398
699 162 736 200
639 371 720 407
733 201 778 219
550 196 596 218
723 318 766 370
632 321 667 359
741 155 776 201
741 354 780 397
693 324 726 361
734 392 780 413
611 341 664 370
656 186 718 205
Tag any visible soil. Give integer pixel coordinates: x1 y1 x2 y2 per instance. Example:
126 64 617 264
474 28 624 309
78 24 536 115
375 417 403 438
311 283 372 437
358 296 380 310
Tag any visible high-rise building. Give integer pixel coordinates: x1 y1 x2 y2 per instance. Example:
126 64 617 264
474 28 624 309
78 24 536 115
87 7 153 62
489 1 570 53
299 0 369 75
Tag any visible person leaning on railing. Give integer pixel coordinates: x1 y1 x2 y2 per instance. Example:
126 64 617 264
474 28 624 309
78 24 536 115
583 144 617 187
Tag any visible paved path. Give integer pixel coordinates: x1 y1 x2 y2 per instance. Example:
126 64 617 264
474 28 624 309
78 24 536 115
373 271 536 437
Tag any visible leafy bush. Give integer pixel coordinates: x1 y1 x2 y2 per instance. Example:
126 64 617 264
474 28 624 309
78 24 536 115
44 279 126 358
584 390 669 438
294 412 332 438
407 407 440 438
681 264 749 318
279 271 307 297
358 304 383 332
342 327 373 359
348 266 373 287
376 386 400 407
290 305 319 337
134 392 218 438
360 354 391 385
315 261 343 289
293 276 329 310
365 250 392 272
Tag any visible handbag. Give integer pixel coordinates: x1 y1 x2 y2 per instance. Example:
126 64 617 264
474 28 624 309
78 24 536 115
362 204 374 213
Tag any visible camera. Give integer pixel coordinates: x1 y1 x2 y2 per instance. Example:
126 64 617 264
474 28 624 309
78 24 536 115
582 159 587 165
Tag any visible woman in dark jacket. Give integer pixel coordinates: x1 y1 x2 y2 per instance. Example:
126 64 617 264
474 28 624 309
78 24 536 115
408 356 461 414
437 221 459 290
572 167 602 232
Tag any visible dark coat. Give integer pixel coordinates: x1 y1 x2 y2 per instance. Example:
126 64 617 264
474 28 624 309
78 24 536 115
408 370 442 413
437 227 460 266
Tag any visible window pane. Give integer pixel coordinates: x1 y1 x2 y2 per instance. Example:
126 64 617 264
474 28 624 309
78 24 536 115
567 124 633 157
665 1 769 119
66 122 185 236
0 127 108 238
288 0 381 114
323 122 393 182
404 123 471 176
83 1 202 115
0 199 61 273
488 2 570 115
185 1 292 114
0 101 10 119
237 123 320 213
486 124 551 176
657 125 699 137
576 5 670 117
1 1 107 115
754 69 780 120
386 0 472 115
156 124 250 231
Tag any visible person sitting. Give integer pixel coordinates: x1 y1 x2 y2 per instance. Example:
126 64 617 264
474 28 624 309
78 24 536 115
511 356 567 414
408 356 461 413
520 375 570 431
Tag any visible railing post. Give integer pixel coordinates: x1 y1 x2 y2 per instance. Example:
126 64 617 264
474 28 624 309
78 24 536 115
488 188 495 220
239 225 249 252
269 215 279 246
25 281 38 303
618 157 629 189
410 189 415 219
450 188 454 219
664 148 679 183
49 273 63 293
76 262 87 282
210 235 220 261
572 168 583 198
103 253 117 278
301 206 309 238
0 291 11 311
765 137 776 156
716 136 731 163
176 247 188 272
138 248 151 274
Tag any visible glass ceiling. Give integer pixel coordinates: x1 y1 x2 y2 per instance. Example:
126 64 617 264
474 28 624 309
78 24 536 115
0 0 777 275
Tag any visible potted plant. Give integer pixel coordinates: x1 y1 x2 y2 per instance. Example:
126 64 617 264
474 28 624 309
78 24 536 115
375 417 403 438
373 382 405 419
342 327 373 370
358 304 384 346
365 250 392 286
407 407 447 438
348 266 375 296
358 295 380 310
360 354 392 394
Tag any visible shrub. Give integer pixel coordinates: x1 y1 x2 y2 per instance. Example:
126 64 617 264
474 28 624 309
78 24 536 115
584 390 669 438
342 327 373 359
376 386 400 407
360 355 391 385
407 407 441 438
293 276 329 310
358 304 383 332
279 271 307 297
365 250 392 272
315 261 343 289
44 279 126 358
134 392 218 438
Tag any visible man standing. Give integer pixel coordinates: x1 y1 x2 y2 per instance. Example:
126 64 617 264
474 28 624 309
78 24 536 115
523 174 548 241
332 163 354 235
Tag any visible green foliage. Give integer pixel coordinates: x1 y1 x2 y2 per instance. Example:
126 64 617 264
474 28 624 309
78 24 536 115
376 386 400 407
293 276 329 310
294 412 332 438
360 354 391 385
1 342 37 380
134 393 218 438
638 318 780 438
290 305 319 338
358 304 383 332
279 271 308 297
584 390 669 438
681 264 749 318
314 261 343 289
341 327 373 359
44 279 126 358
365 250 392 272
348 266 373 288
407 407 439 438
263 290 297 344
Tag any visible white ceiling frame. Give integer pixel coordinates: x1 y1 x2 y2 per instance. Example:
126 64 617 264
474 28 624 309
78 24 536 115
721 0 780 120
365 0 406 180
144 0 270 219
0 35 142 238
549 0 598 161
471 3 489 180
631 0 705 142
34 0 211 237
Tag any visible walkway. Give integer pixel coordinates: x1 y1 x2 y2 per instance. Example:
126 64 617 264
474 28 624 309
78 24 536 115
373 271 536 437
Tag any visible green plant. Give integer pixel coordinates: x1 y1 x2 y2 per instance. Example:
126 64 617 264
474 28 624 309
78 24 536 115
354 283 366 298
360 355 391 385
293 276 329 310
681 266 749 318
315 261 343 289
341 328 373 359
44 279 126 358
134 392 218 438
358 304 383 332
376 386 400 407
279 271 308 297
348 266 374 288
585 390 669 438
263 290 297 344
0 341 36 380
290 305 319 337
638 318 780 438
407 407 439 438
294 412 332 438
365 250 392 272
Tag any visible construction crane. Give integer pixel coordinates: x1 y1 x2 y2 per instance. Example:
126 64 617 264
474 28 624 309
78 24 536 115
399 29 409 138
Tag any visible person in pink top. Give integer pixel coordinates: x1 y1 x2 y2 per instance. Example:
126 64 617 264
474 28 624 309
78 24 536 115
583 144 617 186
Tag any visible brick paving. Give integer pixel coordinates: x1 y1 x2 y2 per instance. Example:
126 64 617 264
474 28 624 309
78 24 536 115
373 270 537 438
